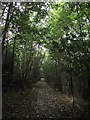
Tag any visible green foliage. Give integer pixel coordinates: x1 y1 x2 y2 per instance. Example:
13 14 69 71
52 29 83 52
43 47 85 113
2 2 48 91
2 2 90 101
42 2 90 99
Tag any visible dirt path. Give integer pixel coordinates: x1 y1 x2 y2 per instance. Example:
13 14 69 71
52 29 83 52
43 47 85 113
30 80 88 119
30 80 62 118
3 80 88 119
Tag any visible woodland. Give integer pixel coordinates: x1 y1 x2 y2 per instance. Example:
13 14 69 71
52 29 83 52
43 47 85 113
2 2 90 119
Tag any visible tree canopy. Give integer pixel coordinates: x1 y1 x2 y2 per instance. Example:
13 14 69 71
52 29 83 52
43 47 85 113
2 1 90 108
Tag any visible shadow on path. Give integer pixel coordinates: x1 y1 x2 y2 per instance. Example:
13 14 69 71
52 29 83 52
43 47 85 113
3 80 88 119
30 80 88 119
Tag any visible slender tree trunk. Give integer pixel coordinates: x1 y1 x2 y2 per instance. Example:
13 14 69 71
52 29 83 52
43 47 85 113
2 3 13 53
10 36 16 83
70 73 74 107
2 41 8 73
86 53 90 111
2 3 8 16
24 59 31 80
68 59 75 111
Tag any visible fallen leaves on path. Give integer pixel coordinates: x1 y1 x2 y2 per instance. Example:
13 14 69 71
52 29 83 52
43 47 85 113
3 81 88 119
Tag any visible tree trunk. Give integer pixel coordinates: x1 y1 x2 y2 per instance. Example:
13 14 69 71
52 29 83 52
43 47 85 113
70 73 74 107
2 3 13 53
10 36 16 83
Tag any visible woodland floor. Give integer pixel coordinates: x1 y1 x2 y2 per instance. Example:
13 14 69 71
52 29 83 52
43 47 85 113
3 80 89 119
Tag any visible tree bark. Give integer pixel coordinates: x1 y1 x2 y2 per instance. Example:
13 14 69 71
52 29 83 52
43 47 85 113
2 3 13 53
10 36 16 82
